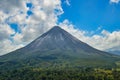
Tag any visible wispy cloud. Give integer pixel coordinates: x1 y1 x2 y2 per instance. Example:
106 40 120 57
110 0 120 4
65 0 70 6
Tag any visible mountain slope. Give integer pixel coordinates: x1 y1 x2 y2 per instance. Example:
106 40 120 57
0 26 119 69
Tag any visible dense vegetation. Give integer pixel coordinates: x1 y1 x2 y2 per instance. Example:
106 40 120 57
0 67 120 80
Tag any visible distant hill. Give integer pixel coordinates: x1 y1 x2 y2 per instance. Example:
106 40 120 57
108 50 120 55
0 26 119 70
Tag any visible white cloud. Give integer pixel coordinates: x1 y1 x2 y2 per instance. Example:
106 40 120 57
110 0 120 4
88 30 120 51
0 0 27 14
0 0 63 55
65 0 71 6
0 24 14 41
59 19 120 51
0 40 24 55
59 20 86 40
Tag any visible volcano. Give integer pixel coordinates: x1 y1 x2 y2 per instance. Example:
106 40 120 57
0 26 118 69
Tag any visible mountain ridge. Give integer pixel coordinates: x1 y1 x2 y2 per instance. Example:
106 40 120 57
0 26 119 69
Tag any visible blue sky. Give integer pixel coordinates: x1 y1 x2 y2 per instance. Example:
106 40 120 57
60 0 120 32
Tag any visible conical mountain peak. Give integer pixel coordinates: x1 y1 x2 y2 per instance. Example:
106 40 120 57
24 26 99 53
26 26 80 51
45 26 64 34
50 26 62 31
0 26 117 69
52 26 61 30
40 26 67 38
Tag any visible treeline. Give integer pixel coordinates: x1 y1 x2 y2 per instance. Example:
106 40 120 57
0 67 120 80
